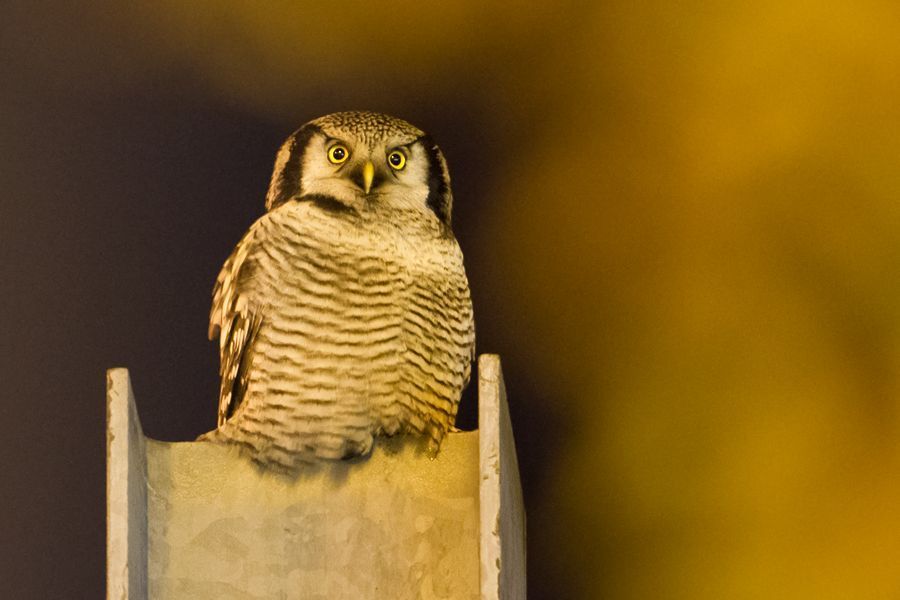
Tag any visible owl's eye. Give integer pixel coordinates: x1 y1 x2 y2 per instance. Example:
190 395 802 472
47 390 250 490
387 150 406 170
328 144 349 164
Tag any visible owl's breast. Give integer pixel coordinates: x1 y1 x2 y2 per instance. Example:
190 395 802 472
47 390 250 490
230 201 472 451
247 203 407 342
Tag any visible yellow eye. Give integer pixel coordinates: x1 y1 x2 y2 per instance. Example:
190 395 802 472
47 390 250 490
387 150 406 170
328 144 349 164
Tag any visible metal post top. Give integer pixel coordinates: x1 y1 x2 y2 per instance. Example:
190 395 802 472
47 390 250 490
106 353 524 600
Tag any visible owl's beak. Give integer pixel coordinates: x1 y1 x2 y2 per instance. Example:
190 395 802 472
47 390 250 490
362 161 375 194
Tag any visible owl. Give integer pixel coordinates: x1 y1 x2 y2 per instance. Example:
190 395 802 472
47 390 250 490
201 111 475 470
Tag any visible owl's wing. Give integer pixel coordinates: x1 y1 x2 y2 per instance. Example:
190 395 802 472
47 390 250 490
466 319 476 387
209 228 262 428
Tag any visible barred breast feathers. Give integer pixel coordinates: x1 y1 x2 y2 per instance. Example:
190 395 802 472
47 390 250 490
206 198 475 466
209 200 372 432
207 201 321 427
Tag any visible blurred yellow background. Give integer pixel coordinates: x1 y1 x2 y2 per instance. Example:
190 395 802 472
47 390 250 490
3 1 900 598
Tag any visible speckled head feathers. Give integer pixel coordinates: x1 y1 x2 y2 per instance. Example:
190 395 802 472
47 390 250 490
312 111 425 143
265 111 454 226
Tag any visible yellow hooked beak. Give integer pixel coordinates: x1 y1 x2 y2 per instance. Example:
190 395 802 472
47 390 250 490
362 161 375 194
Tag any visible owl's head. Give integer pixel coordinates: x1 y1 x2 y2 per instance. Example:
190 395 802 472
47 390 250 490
265 111 453 226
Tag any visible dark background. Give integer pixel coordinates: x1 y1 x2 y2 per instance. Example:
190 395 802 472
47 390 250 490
4 2 900 598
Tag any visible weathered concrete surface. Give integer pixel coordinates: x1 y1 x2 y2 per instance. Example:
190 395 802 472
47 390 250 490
107 354 524 599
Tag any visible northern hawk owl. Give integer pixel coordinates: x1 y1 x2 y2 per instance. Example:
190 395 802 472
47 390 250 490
202 111 475 470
